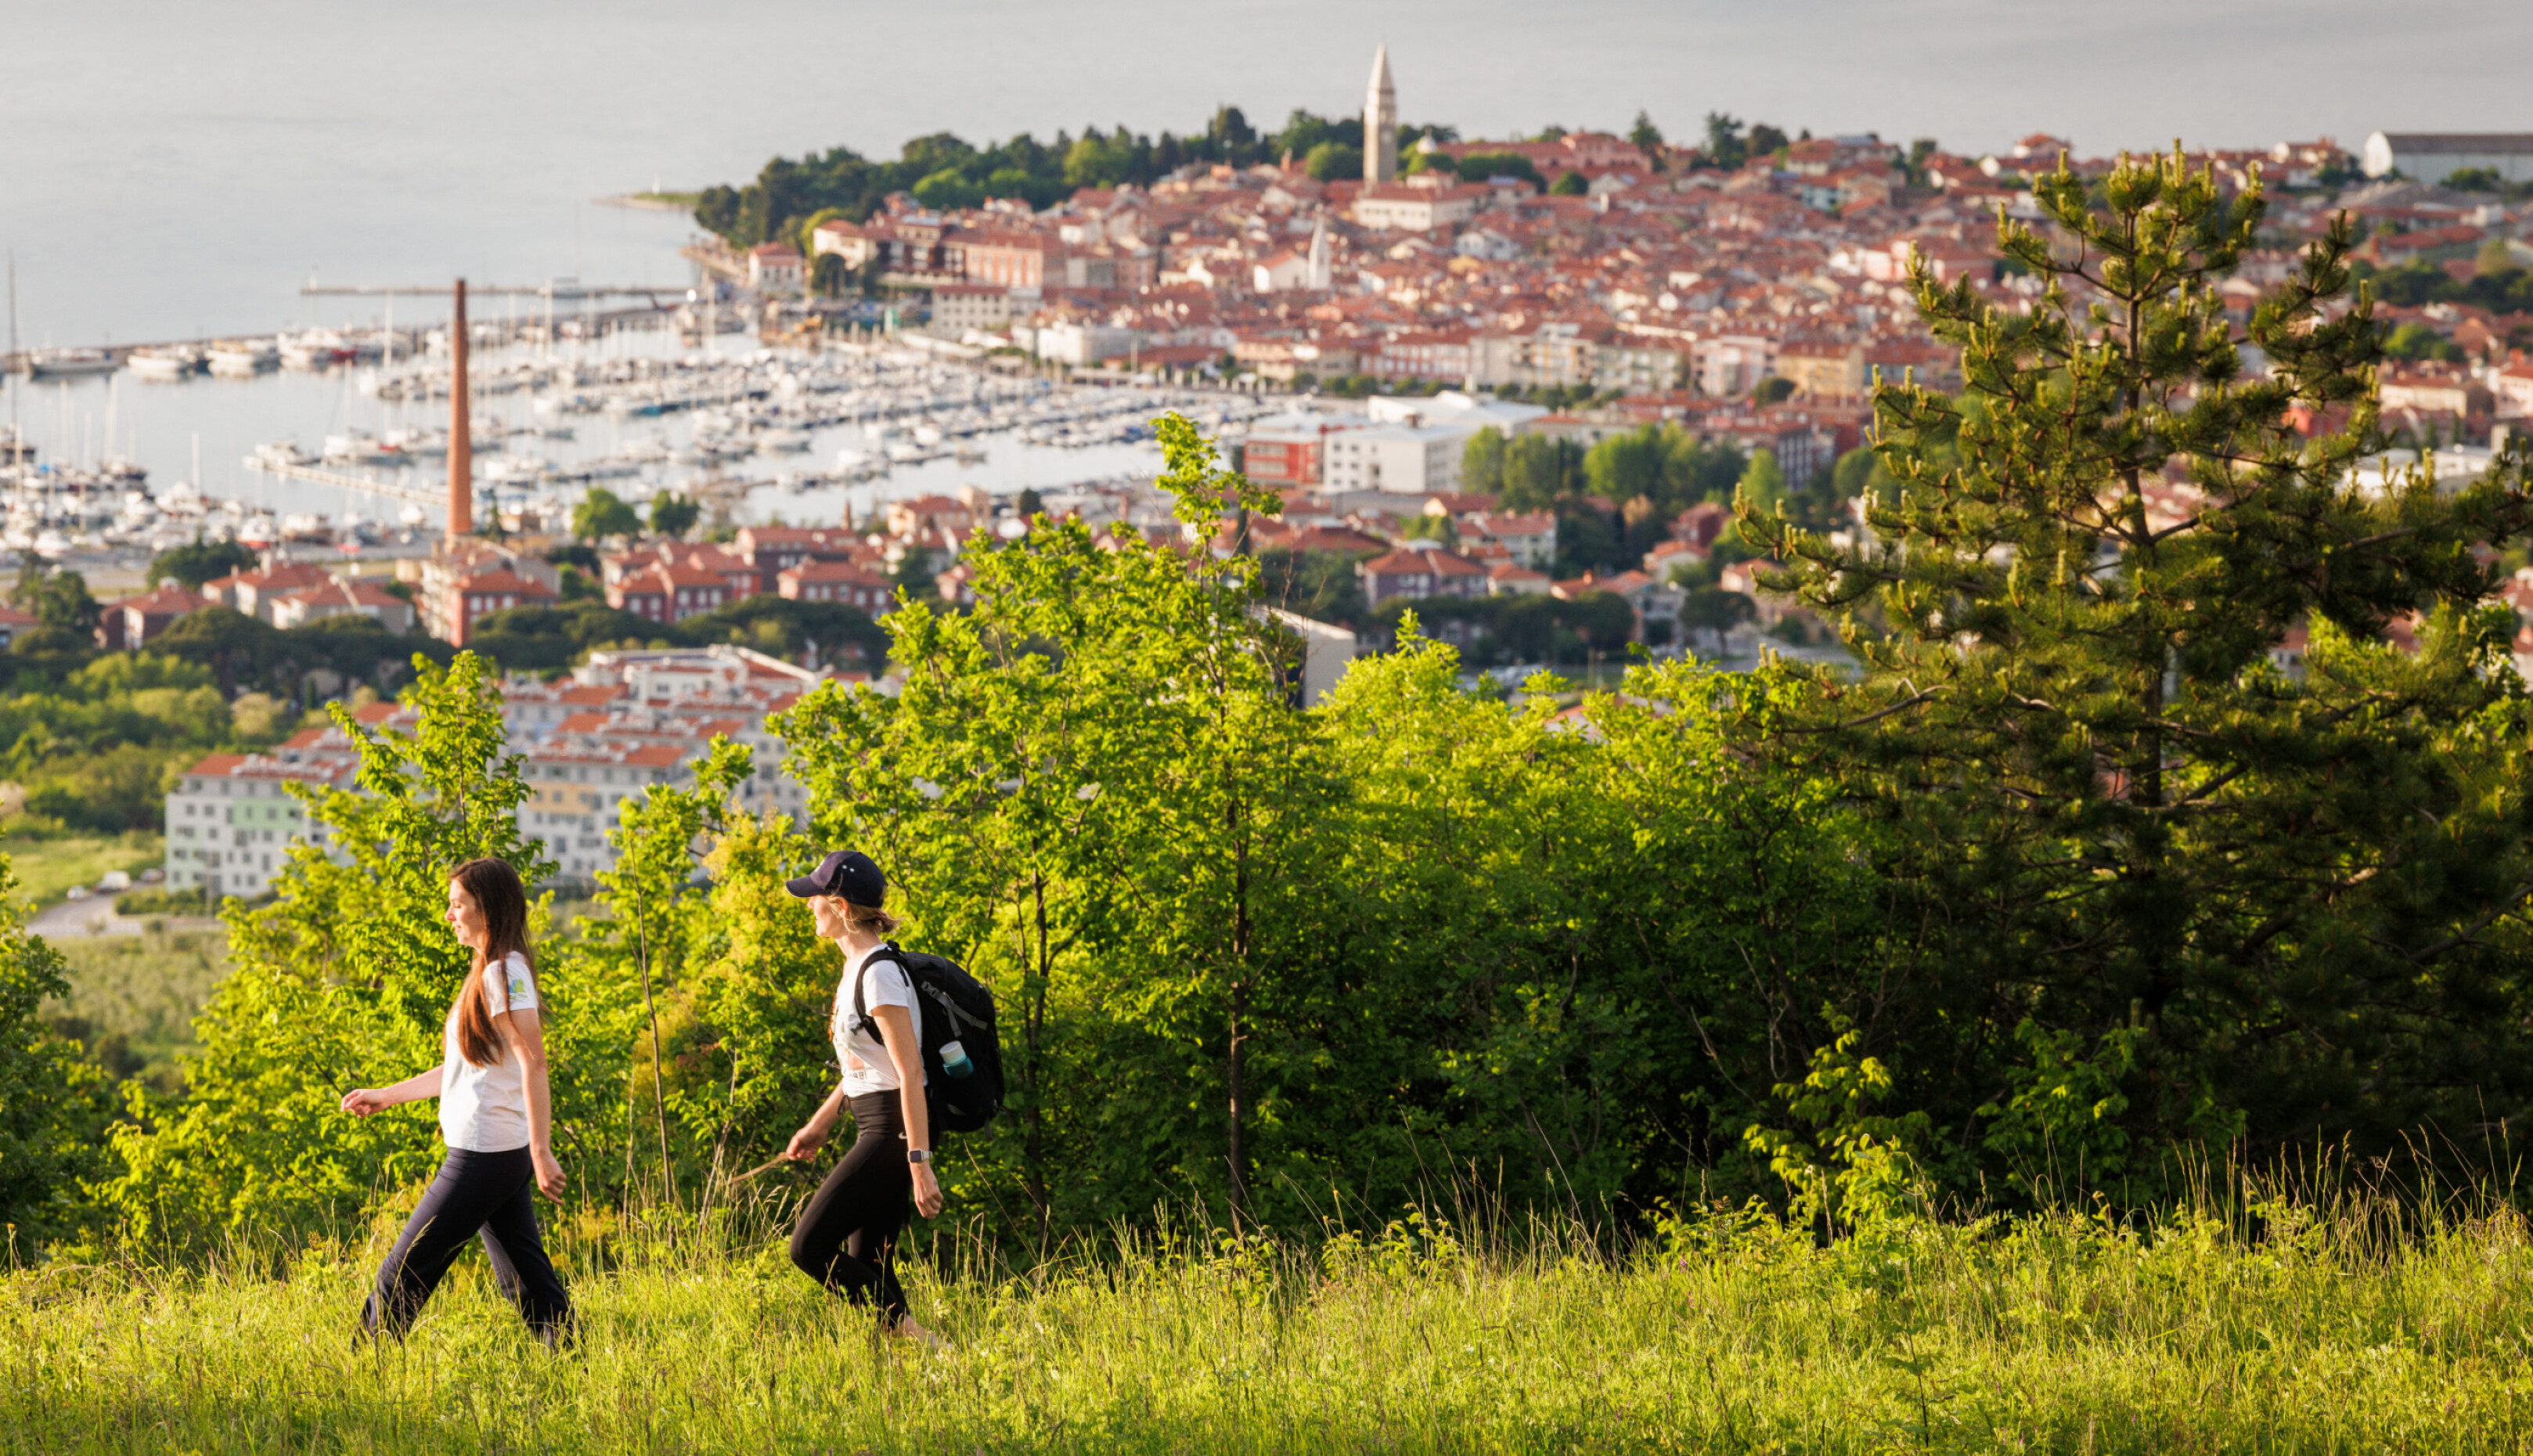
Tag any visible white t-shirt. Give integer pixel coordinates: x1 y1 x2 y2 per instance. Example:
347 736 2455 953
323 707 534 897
831 945 925 1097
439 951 541 1151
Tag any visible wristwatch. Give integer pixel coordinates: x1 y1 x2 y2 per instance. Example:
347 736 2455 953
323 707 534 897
906 1148 932 1166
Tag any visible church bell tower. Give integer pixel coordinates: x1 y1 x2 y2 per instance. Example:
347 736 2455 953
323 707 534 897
1364 45 1397 184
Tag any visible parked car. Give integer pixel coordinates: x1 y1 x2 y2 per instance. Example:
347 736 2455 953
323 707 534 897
98 870 132 892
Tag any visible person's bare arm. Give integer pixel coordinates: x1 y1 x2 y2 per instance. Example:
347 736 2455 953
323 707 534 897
787 1082 852 1161
870 1002 942 1217
506 1007 567 1202
340 1067 444 1115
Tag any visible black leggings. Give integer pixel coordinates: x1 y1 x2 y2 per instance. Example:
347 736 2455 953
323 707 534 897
362 1146 573 1344
789 1092 910 1324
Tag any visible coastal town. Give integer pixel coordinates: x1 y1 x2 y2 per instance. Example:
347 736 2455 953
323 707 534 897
700 51 2533 460
16 49 2533 905
31 8 2533 1439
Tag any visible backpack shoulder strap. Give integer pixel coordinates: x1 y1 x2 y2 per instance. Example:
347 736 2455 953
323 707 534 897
852 942 911 1040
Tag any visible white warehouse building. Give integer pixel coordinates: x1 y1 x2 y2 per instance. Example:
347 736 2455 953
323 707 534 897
2362 133 2533 186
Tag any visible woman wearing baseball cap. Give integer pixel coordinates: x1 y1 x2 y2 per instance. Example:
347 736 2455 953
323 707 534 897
780 849 946 1346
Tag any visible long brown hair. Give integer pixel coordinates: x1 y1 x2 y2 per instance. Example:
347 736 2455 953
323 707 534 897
448 858 533 1067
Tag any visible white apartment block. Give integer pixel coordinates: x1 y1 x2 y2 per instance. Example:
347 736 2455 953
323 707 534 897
519 738 694 884
1318 423 1474 496
505 646 851 885
164 706 402 899
164 646 869 902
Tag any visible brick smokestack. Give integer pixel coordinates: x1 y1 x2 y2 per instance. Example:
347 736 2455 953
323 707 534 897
448 278 471 539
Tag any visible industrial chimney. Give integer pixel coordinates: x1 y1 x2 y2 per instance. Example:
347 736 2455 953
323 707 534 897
447 279 471 539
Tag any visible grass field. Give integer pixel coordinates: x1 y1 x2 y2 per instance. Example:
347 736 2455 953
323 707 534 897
48 924 232 1082
10 1187 2533 1454
4 830 164 909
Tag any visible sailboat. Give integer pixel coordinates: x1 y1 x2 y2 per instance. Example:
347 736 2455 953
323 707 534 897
26 348 117 379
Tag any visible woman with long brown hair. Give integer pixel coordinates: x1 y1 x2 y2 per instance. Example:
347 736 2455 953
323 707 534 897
341 857 574 1346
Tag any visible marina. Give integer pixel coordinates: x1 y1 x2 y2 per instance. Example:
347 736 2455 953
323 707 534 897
0 317 1275 568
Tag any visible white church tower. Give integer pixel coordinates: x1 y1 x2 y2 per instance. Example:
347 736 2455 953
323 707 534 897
1306 216 1331 290
1364 45 1397 184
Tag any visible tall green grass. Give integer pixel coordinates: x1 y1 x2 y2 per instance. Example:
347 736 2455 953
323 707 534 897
13 1160 2533 1454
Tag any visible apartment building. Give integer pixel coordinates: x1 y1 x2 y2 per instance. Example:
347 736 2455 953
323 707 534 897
164 704 406 899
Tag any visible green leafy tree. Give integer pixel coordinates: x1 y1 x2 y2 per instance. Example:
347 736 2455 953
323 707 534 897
1700 113 1747 171
1304 142 1364 182
1462 427 1508 496
99 653 578 1254
143 607 282 697
1629 110 1665 162
1551 169 1590 196
777 413 1321 1231
1739 146 2533 1172
1319 638 1875 1214
1454 152 1543 188
573 488 642 543
0 857 114 1253
147 539 256 591
582 737 756 1202
1584 427 1670 506
648 491 701 539
13 564 99 636
2383 322 2463 362
1555 503 1623 577
1255 546 1373 628
1501 433 1584 512
913 169 983 211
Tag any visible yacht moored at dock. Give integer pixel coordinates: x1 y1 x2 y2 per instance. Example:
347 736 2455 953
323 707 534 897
23 348 118 379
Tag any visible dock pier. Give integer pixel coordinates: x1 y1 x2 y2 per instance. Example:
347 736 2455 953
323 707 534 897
2 294 681 377
240 457 445 510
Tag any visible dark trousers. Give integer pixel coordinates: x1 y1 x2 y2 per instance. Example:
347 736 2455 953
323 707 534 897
789 1092 911 1324
362 1146 573 1344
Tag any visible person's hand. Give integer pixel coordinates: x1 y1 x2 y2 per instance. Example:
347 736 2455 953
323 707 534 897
913 1162 943 1218
531 1146 567 1202
340 1087 392 1117
784 1123 828 1162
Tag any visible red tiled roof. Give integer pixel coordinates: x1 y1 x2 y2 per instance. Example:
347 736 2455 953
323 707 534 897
110 584 206 614
458 570 559 597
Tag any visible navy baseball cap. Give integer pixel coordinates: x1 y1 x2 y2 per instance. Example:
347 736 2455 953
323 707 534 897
784 850 885 906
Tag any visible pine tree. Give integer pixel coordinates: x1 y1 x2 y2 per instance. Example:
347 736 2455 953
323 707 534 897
1739 148 2533 1166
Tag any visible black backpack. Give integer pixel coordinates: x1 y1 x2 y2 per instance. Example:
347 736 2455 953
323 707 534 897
852 942 1004 1135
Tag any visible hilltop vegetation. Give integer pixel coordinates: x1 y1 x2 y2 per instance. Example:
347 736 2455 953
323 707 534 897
694 104 1412 253
0 152 2526 1391
0 654 301 840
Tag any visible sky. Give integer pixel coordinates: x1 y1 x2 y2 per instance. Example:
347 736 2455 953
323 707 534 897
3 0 2528 341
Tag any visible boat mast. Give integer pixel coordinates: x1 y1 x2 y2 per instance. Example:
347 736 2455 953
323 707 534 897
6 252 16 470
